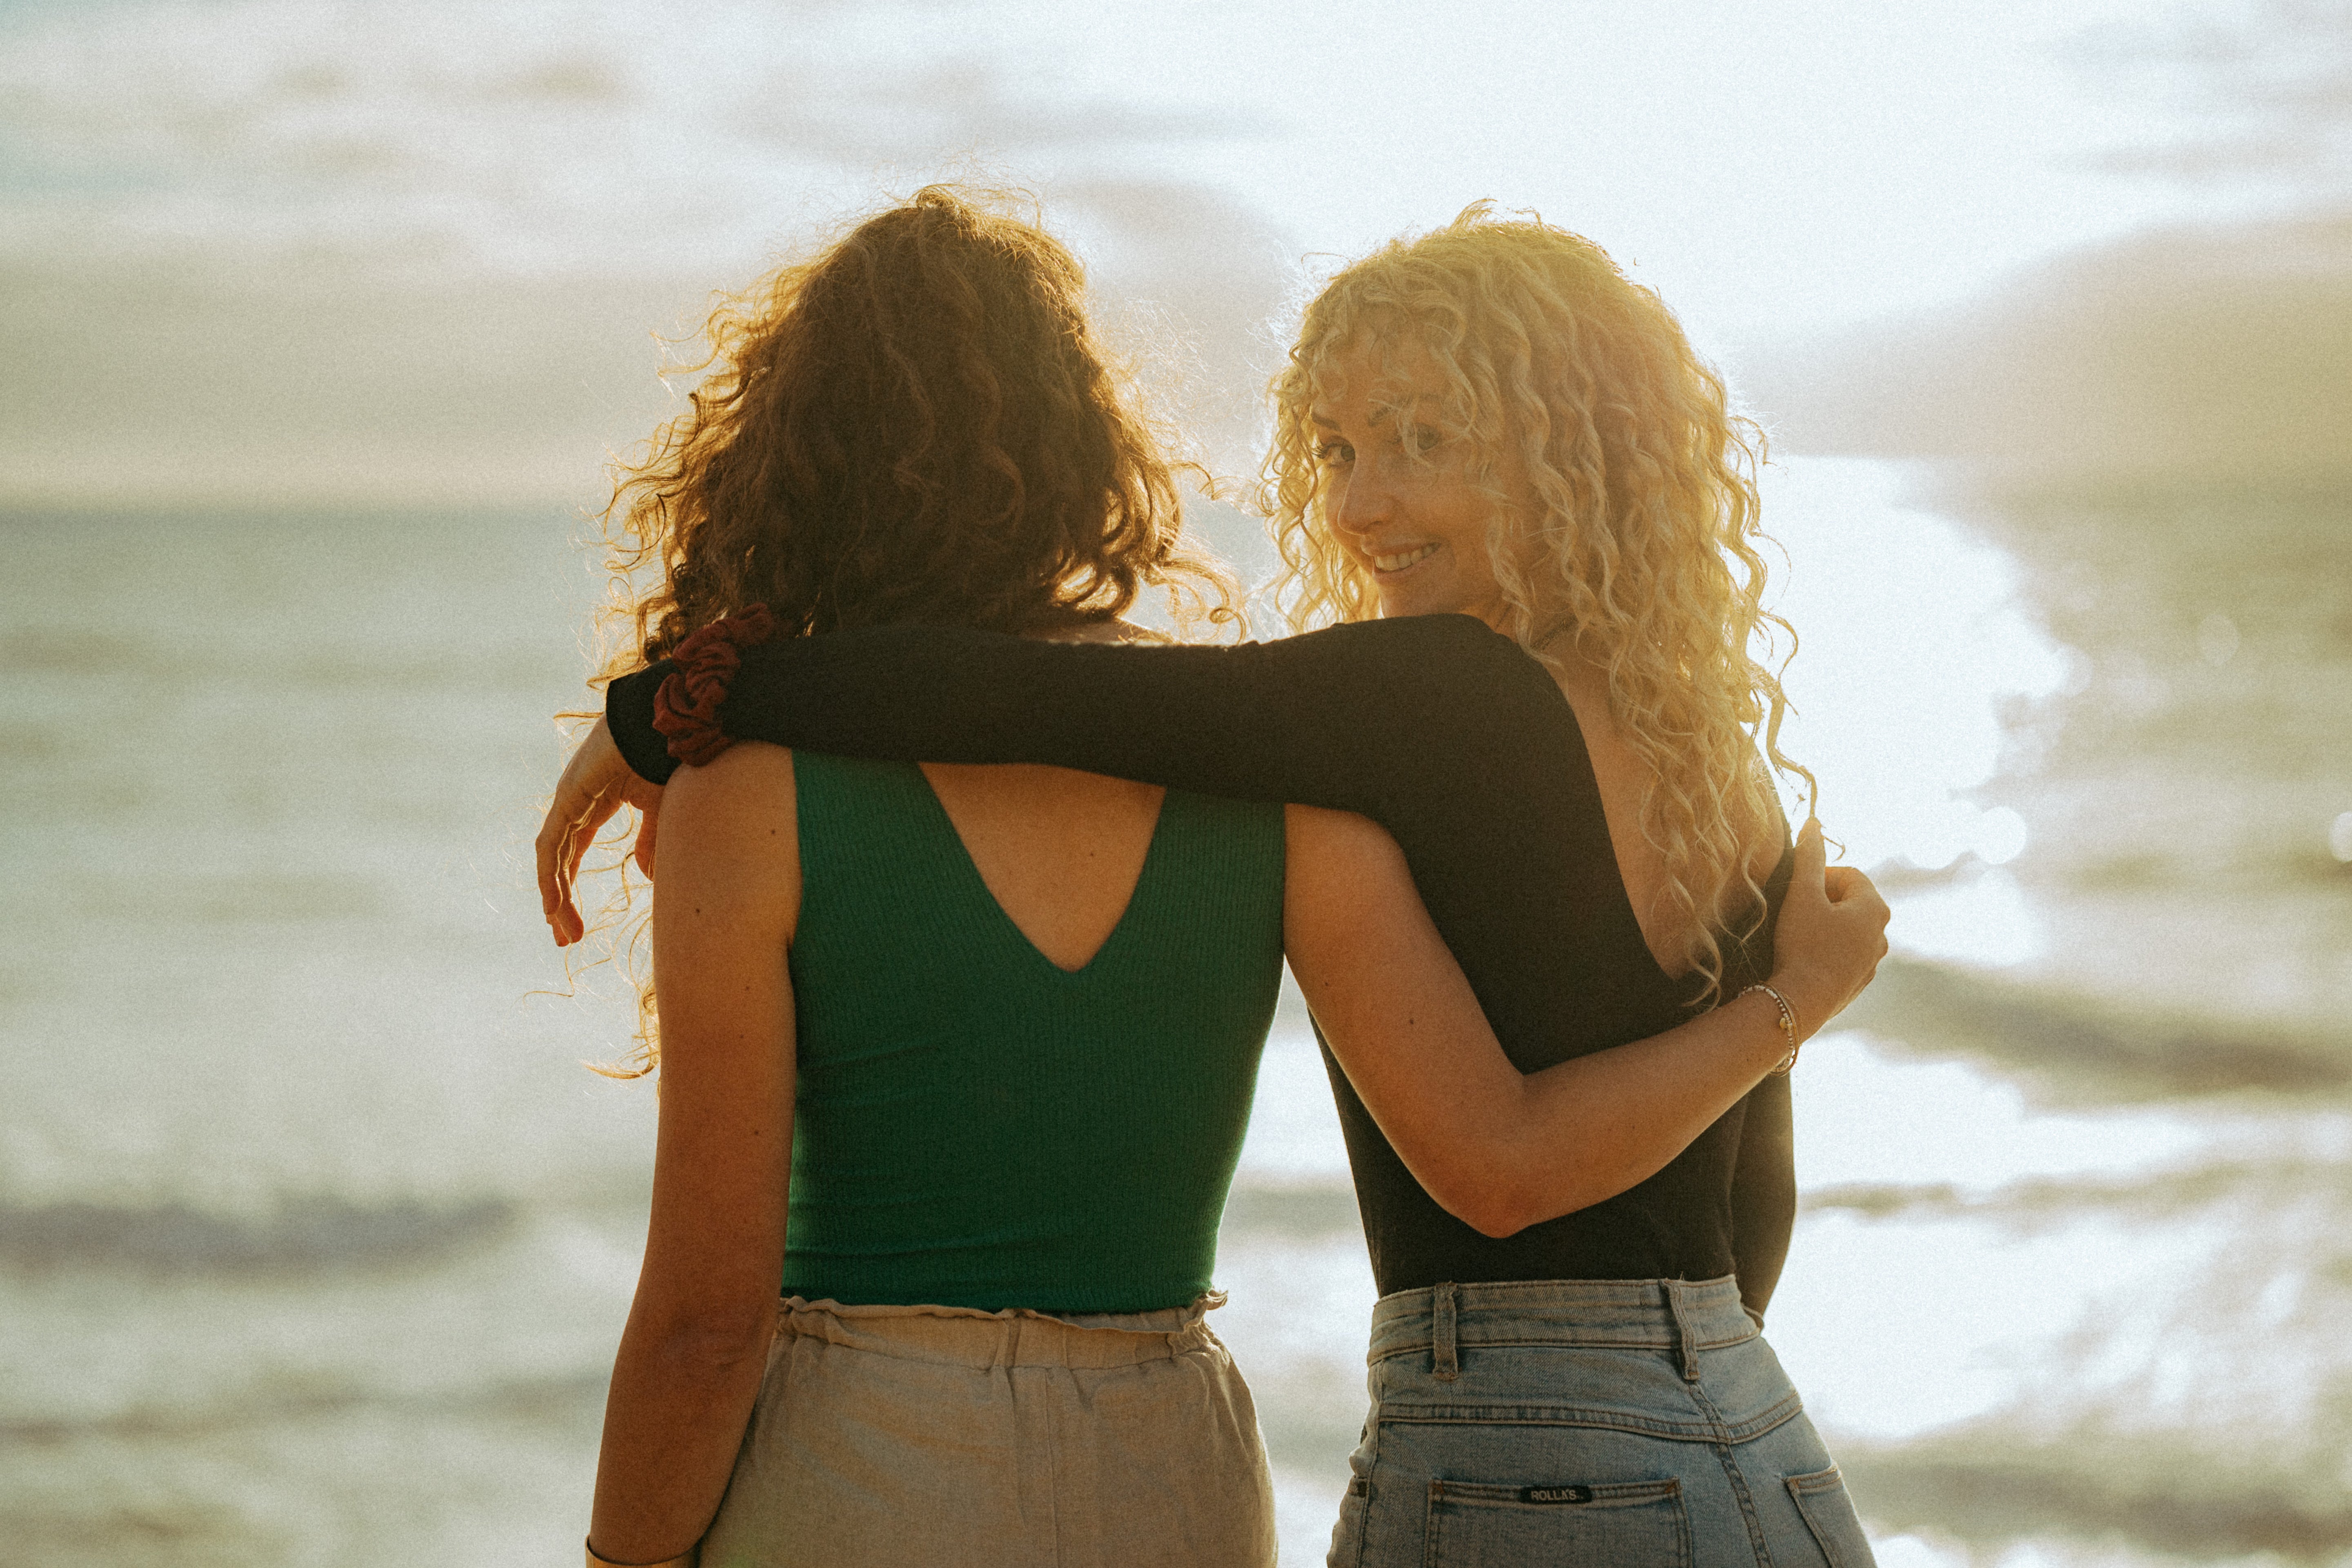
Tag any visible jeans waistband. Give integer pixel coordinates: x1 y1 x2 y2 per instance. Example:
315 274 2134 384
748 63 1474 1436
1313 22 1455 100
1366 1276 1757 1383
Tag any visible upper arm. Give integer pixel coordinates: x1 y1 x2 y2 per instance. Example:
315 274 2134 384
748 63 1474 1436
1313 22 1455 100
641 742 802 1327
1283 803 1527 1226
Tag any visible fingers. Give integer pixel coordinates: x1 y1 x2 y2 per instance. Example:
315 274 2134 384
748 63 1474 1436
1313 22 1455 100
535 820 562 927
536 815 586 944
1768 826 1896 1031
538 805 594 947
1827 866 1891 923
1819 864 1894 970
558 818 595 945
1796 815 1824 871
538 719 652 947
1786 816 1826 906
540 797 660 947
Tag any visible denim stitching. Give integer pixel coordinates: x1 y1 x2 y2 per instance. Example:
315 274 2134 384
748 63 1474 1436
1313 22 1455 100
1684 1370 1775 1565
1373 1401 1806 1448
1368 1324 1758 1362
1711 1438 1774 1567
1666 1280 1704 1383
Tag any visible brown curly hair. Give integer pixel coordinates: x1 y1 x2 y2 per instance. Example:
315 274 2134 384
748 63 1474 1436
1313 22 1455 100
598 184 1236 677
580 186 1236 1076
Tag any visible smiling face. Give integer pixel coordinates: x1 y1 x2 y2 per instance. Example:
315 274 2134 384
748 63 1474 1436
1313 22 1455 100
1309 336 1520 629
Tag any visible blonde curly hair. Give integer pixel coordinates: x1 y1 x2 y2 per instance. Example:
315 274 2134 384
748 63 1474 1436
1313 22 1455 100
1263 203 1811 1006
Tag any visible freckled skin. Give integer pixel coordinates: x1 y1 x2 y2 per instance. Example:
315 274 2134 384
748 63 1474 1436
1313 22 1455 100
1310 341 1524 629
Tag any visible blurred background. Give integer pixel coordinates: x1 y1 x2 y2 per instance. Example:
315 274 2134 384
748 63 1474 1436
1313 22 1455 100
3 1 2350 1563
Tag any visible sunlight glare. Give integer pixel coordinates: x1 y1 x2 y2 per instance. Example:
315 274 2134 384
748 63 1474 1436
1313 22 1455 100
1760 457 2070 878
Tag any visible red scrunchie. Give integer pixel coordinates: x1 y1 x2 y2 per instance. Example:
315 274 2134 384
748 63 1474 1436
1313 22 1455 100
652 604 778 766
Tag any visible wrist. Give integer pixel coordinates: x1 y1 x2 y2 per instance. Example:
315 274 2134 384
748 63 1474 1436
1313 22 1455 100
1735 984 1801 1075
587 1538 698 1568
1761 966 1833 1042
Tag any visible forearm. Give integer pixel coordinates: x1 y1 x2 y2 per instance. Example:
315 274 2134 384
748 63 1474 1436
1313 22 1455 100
589 1297 773 1562
619 626 1363 805
604 617 1537 822
1455 991 1795 1236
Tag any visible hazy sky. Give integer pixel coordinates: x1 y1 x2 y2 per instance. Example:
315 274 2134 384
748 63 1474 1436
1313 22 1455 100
0 0 2312 503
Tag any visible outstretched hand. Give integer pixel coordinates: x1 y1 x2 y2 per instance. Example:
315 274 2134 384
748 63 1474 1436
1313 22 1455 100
536 717 664 947
1766 818 1891 1040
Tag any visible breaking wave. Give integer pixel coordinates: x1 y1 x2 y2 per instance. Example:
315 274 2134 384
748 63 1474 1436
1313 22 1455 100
1843 1425 2352 1563
1804 1156 2350 1228
0 1194 517 1276
1837 956 2352 1102
0 1367 606 1448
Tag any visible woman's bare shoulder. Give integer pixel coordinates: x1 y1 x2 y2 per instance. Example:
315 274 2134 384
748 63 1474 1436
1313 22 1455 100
662 744 799 866
671 739 794 789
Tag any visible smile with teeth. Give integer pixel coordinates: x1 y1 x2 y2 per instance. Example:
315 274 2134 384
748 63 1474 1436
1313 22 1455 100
1371 543 1441 573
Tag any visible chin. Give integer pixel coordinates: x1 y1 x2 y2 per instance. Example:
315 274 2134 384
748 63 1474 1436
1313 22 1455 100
1379 588 1458 620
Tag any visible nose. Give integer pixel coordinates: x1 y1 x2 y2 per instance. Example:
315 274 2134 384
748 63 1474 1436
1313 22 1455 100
1330 454 1392 542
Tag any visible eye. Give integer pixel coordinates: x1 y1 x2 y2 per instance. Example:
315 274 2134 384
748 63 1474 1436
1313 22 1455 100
1314 439 1355 466
1408 424 1441 455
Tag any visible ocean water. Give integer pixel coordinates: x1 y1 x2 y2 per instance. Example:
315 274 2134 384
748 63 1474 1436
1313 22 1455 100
3 461 2349 1566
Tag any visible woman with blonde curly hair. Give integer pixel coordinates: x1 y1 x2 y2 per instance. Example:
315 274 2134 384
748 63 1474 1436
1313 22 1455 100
549 198 1888 1568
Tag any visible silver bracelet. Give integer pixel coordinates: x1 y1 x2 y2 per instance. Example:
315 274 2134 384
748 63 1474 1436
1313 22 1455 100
1739 983 1800 1075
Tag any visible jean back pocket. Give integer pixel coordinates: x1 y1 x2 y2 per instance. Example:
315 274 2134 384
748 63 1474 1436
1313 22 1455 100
1786 1466 1875 1568
1426 1475 1690 1567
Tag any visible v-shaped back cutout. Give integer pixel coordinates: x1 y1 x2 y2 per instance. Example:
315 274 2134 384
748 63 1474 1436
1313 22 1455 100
1551 681 1788 991
915 762 1170 975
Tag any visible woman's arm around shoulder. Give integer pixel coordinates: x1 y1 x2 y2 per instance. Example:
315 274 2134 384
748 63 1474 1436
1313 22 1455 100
602 612 1533 802
589 742 800 1565
546 614 1551 945
1283 808 1885 1238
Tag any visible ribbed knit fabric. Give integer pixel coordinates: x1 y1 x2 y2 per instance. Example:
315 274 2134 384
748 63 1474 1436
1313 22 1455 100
608 617 1796 1307
780 752 1285 1314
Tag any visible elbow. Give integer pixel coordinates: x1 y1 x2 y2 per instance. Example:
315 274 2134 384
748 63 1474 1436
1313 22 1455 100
1434 1167 1594 1241
632 1293 778 1375
671 1312 776 1369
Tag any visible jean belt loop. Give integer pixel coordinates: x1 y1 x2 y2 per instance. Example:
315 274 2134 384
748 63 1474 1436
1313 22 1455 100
1431 1283 1460 1382
1665 1280 1702 1383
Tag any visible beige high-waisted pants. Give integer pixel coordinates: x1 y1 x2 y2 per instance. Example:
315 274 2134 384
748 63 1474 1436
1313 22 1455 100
698 1294 1277 1568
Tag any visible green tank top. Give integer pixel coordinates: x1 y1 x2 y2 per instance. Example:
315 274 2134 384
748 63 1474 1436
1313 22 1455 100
780 752 1285 1314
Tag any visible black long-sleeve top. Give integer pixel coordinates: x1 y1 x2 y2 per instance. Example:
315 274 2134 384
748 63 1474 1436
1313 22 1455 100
606 614 1797 1311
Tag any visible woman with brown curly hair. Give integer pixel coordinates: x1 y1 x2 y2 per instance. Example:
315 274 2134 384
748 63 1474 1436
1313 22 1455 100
558 194 1888 1568
572 187 1290 1568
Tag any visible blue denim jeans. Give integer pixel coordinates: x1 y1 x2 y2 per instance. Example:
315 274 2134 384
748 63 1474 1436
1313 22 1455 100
1327 1277 1874 1568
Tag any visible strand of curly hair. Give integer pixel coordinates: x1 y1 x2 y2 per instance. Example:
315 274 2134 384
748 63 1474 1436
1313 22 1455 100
597 185 1236 679
1261 203 1814 1007
575 186 1239 1074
